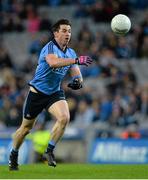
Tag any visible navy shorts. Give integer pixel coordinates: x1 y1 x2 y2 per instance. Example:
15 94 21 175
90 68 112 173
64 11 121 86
23 89 65 120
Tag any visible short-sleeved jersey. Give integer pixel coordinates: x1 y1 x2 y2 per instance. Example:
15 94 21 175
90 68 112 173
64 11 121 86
29 39 77 95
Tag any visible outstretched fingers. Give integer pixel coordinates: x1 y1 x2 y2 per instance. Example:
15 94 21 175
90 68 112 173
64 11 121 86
86 57 93 65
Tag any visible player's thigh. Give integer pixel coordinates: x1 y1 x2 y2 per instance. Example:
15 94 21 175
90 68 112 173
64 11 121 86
48 100 70 122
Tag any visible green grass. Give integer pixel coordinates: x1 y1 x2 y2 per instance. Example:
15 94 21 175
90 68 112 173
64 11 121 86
1 163 148 179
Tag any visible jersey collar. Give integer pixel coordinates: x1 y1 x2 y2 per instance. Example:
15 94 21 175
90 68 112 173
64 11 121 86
52 39 67 53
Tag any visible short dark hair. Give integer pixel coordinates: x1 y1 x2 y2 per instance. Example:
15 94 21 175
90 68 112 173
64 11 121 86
51 19 71 33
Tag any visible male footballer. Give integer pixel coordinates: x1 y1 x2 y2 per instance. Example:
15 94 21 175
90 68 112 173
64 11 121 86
9 19 92 170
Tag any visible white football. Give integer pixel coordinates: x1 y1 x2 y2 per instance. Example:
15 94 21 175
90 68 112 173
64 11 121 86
111 14 131 36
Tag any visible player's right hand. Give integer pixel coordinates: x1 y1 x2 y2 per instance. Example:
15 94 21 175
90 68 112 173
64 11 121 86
75 56 93 66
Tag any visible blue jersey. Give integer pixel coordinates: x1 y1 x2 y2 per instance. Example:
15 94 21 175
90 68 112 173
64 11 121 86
29 39 77 95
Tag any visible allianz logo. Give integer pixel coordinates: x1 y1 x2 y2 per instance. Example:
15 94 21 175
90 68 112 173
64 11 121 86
92 142 148 163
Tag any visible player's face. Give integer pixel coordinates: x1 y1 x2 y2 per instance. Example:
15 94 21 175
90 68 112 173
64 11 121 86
54 25 71 46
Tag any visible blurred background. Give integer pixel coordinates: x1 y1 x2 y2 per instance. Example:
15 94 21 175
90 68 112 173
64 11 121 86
0 0 148 165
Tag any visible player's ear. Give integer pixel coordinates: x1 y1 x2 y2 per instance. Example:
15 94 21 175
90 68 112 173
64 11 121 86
53 31 58 38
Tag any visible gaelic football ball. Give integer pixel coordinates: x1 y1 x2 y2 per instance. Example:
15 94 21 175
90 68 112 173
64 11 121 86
111 14 131 36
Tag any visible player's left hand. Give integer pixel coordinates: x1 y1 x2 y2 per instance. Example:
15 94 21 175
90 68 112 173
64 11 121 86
67 79 83 90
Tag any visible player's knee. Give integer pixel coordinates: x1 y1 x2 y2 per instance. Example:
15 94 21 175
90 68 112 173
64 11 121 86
20 125 32 136
58 113 70 126
23 127 30 136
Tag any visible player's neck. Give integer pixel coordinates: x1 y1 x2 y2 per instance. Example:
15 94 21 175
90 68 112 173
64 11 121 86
54 38 67 51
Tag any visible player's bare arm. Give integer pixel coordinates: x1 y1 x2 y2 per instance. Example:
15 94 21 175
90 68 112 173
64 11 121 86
45 54 75 68
69 65 83 82
67 66 83 90
45 54 93 68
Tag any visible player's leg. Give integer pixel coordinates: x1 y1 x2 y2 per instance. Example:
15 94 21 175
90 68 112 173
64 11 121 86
43 100 70 167
48 100 70 145
12 118 36 150
9 118 36 170
9 88 45 170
